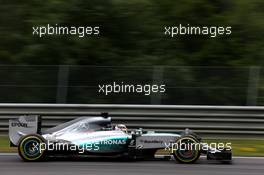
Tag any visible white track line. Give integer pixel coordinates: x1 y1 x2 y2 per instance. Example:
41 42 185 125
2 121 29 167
0 153 264 160
233 156 264 159
200 155 264 159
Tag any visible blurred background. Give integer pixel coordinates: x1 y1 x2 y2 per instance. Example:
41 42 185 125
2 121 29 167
0 0 263 105
0 65 263 105
0 1 264 161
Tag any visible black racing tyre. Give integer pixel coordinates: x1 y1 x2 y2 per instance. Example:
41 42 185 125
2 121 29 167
173 136 201 164
18 134 46 162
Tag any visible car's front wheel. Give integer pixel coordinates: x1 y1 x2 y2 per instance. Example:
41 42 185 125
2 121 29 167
18 134 46 162
172 136 201 163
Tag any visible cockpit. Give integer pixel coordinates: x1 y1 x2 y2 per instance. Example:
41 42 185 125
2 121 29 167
43 116 127 134
44 116 112 134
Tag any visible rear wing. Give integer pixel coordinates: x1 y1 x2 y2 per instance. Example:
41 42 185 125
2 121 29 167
9 115 41 146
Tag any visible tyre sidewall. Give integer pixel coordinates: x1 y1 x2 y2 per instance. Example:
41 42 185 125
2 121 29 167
18 134 46 162
173 136 201 164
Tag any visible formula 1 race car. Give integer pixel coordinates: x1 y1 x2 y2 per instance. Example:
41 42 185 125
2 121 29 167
9 113 232 163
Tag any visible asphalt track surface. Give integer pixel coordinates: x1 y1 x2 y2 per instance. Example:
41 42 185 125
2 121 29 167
0 154 264 175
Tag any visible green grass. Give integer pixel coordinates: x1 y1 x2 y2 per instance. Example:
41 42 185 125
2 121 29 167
1 136 264 156
204 139 264 157
0 136 16 153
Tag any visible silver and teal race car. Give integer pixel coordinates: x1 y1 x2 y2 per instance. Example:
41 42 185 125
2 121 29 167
9 113 232 163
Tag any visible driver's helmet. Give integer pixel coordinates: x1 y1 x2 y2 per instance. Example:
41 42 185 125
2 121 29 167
114 124 128 133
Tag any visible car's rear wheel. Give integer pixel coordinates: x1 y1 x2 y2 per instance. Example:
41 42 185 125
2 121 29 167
18 134 46 162
173 136 201 163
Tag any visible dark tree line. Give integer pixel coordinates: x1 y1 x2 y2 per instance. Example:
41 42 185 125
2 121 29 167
0 0 263 104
